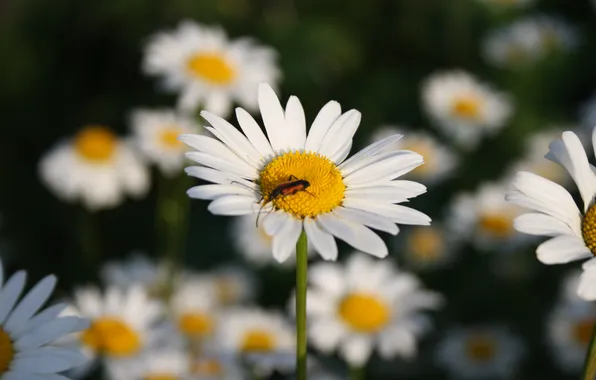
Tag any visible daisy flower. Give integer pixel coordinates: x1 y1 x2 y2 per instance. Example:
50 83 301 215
39 125 149 211
436 326 524 379
421 71 513 149
448 182 528 252
301 253 443 366
506 128 596 300
143 20 280 115
0 261 88 379
106 347 190 380
100 252 169 293
210 265 256 305
67 285 164 361
369 126 458 185
182 83 430 262
170 276 220 341
397 223 460 271
130 109 201 177
190 352 247 380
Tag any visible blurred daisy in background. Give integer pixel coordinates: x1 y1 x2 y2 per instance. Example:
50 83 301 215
483 15 578 69
447 182 528 252
580 91 596 131
210 265 257 305
300 253 443 366
396 223 460 271
100 252 169 295
190 351 247 379
39 125 149 211
130 108 201 177
506 129 596 300
369 126 458 186
143 20 280 115
421 71 513 150
230 214 314 267
106 347 190 380
436 326 524 379
183 83 430 262
0 260 89 379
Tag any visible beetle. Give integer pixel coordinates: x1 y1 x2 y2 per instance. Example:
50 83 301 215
255 175 311 227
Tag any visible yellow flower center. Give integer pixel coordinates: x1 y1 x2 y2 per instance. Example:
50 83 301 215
80 317 141 357
160 126 185 150
582 204 596 255
451 95 482 120
478 212 515 238
407 227 443 261
259 151 346 219
240 329 277 353
465 334 496 363
74 126 117 162
187 52 235 85
192 358 223 376
145 375 178 380
338 293 391 333
573 318 595 345
0 327 14 374
178 313 214 338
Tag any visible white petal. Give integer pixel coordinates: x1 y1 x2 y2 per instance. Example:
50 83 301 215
343 198 431 225
308 262 345 296
578 259 596 300
0 271 26 324
305 101 342 152
180 134 252 169
15 316 85 350
318 110 361 159
339 133 403 176
12 303 67 338
536 235 592 264
334 207 398 235
207 195 258 215
272 217 302 263
261 210 287 235
186 151 257 179
329 139 352 165
317 213 388 258
4 275 56 334
184 166 257 189
308 318 346 353
304 218 338 260
345 186 411 203
258 83 288 152
513 213 574 236
235 107 275 159
344 151 423 185
339 335 374 366
204 125 261 169
187 184 254 200
285 96 307 150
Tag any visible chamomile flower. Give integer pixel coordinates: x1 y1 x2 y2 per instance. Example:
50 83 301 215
100 252 169 293
106 347 190 380
397 223 460 271
506 128 596 300
39 125 149 211
0 261 88 379
190 352 247 380
130 109 201 177
436 326 524 379
421 71 513 149
170 276 219 341
369 126 458 185
301 253 443 366
448 182 529 252
211 265 256 305
143 20 280 115
68 285 164 360
182 83 430 262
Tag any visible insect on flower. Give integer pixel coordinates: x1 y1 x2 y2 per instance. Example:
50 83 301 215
255 175 312 227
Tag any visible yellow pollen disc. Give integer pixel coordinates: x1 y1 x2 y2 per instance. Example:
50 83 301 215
338 293 391 333
144 374 178 380
178 313 214 338
451 95 482 120
259 151 346 219
573 318 595 345
240 329 277 353
187 52 235 85
80 317 141 357
74 126 117 162
582 204 596 255
160 126 184 149
192 358 223 375
408 227 443 261
0 327 14 373
478 212 514 238
465 335 496 362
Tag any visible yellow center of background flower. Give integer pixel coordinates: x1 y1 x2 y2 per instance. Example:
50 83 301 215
259 152 346 219
74 126 117 162
452 95 481 120
465 335 496 362
240 329 276 352
408 227 443 261
160 127 185 149
0 327 14 373
573 318 595 345
582 205 596 254
478 212 514 238
187 52 235 85
145 374 178 380
81 317 141 357
338 293 390 333
192 358 223 375
178 313 214 338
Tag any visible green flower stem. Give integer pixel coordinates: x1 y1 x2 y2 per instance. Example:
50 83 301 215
350 366 365 380
296 230 308 380
581 323 596 380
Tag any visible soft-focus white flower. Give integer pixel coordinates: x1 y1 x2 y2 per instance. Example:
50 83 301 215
369 126 458 185
210 265 256 306
436 326 524 379
39 125 149 211
301 253 443 366
130 109 201 177
106 347 190 380
100 252 169 293
506 128 596 300
397 223 460 271
190 351 247 380
448 182 528 252
183 83 430 262
0 261 88 379
421 71 513 149
143 20 280 115
483 15 578 69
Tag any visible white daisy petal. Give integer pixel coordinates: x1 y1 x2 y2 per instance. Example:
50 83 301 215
0 271 27 324
318 110 361 159
305 101 342 152
339 134 403 176
272 217 302 263
208 195 258 215
4 275 57 333
329 139 353 165
344 151 423 185
578 259 596 300
235 107 275 158
186 151 257 179
318 213 388 258
343 199 431 225
536 235 592 264
12 304 68 339
285 96 307 150
339 335 374 366
308 318 345 353
15 316 84 351
304 218 338 260
187 184 254 200
309 263 345 296
258 83 288 151
513 213 574 236
334 207 399 235
184 166 256 189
